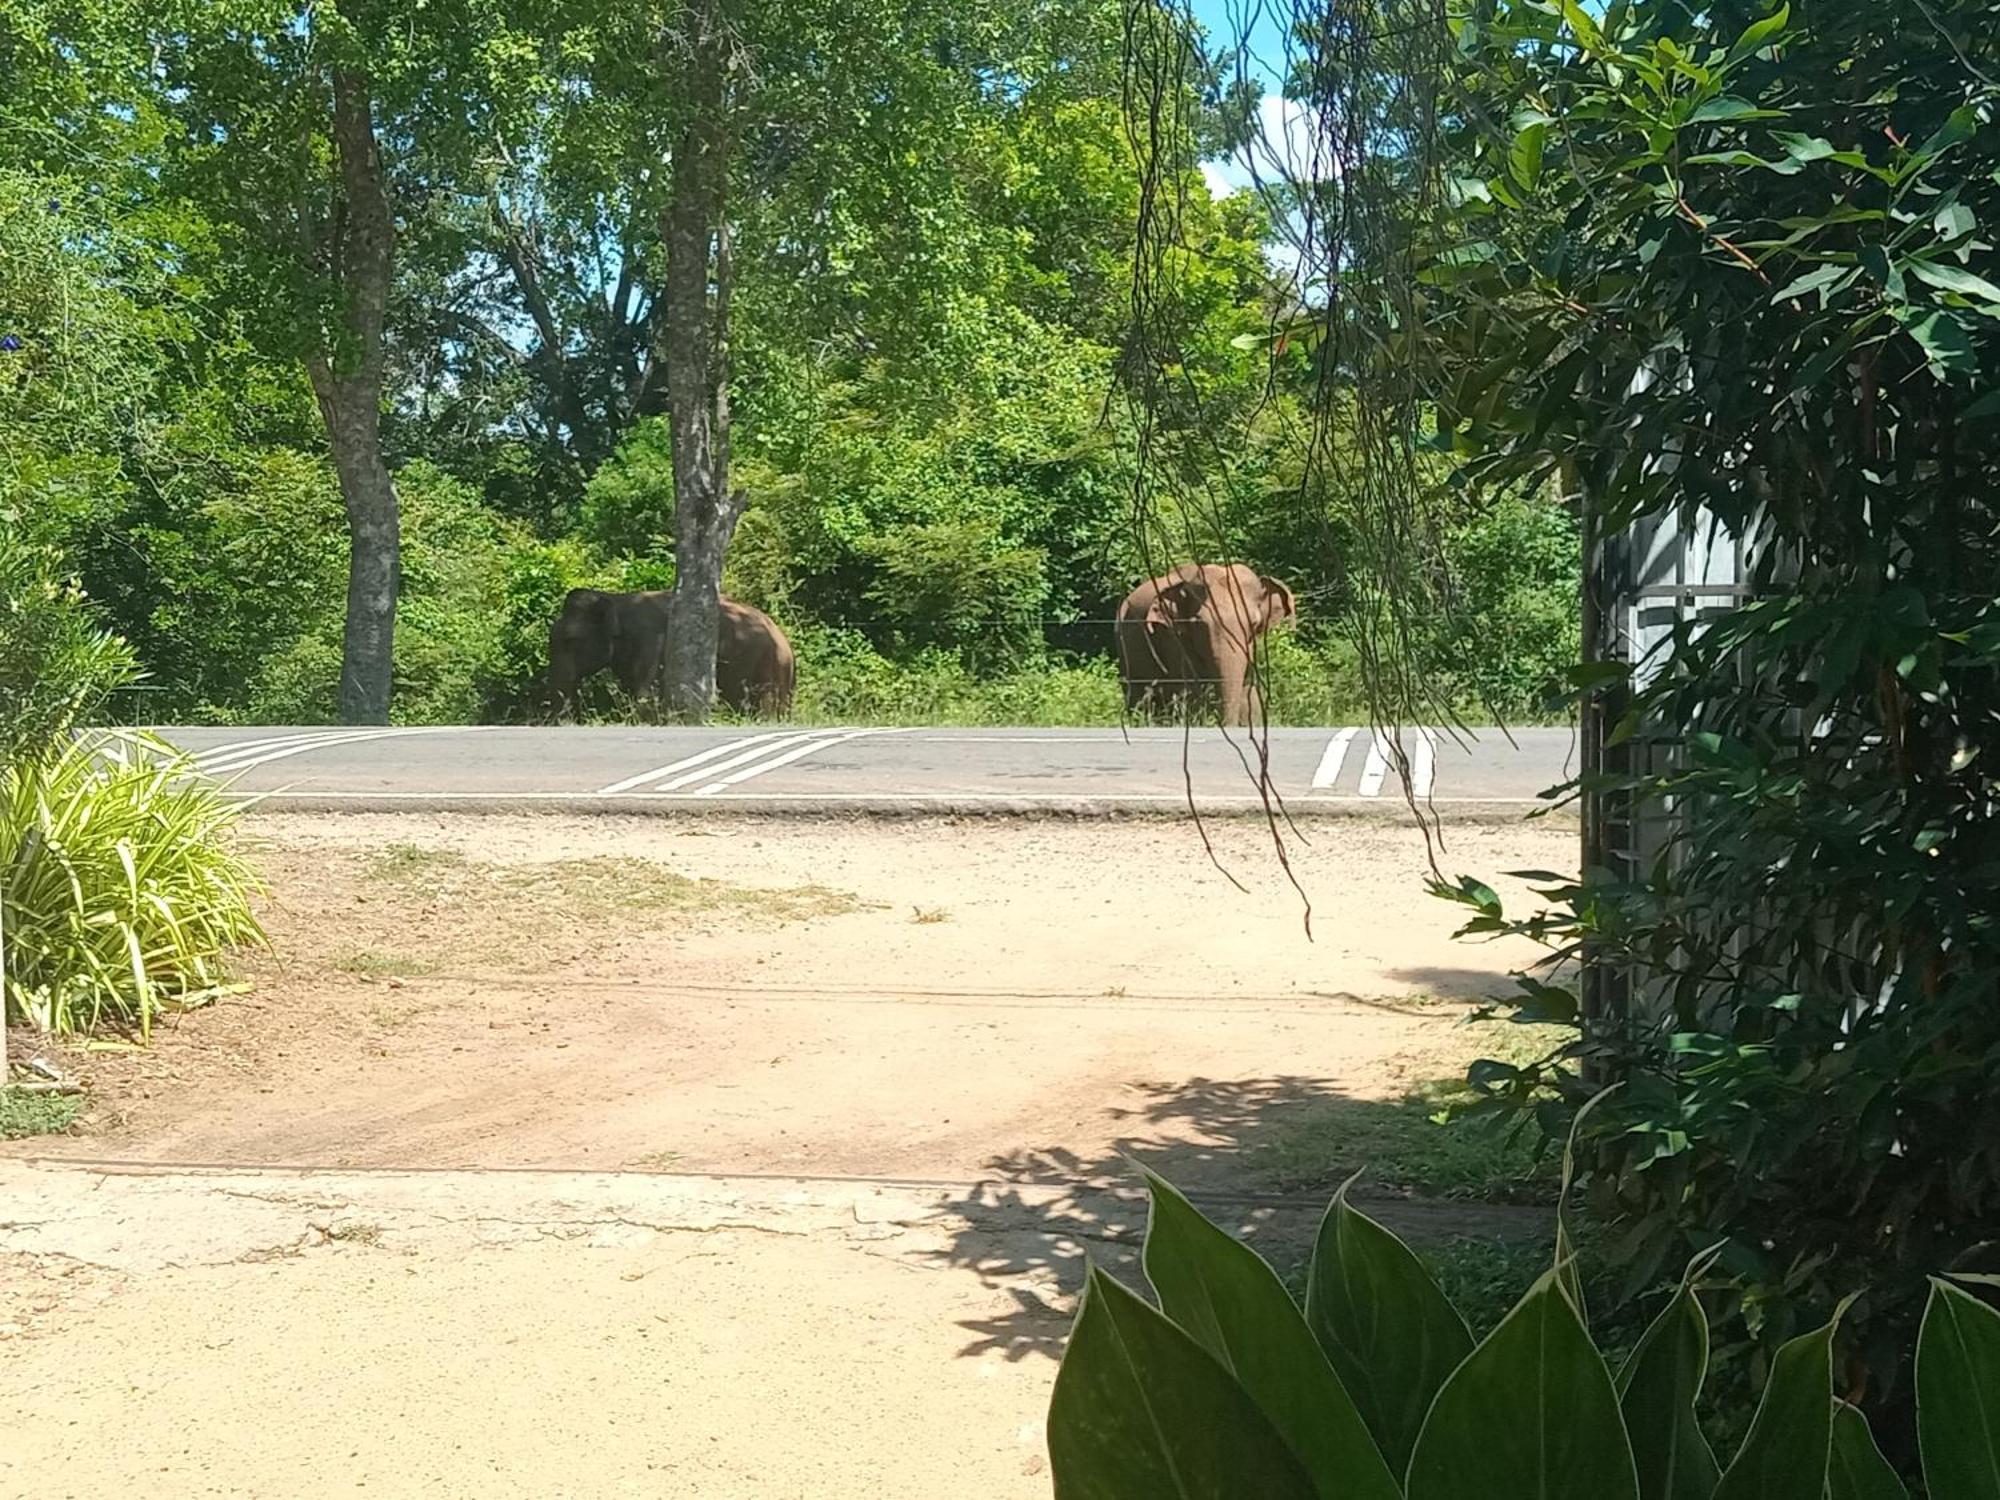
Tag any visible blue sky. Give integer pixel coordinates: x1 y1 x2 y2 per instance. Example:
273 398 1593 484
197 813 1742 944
1189 0 1289 80
1187 0 1312 197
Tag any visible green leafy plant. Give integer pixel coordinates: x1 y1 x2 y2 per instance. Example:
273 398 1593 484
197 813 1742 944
1374 0 2000 1444
1046 1170 2000 1498
1 730 265 1038
1 533 263 1040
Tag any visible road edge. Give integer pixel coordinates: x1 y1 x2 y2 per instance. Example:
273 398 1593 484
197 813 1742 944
230 791 1568 824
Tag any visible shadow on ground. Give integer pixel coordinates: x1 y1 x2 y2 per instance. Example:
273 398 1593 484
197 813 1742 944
933 1074 1553 1362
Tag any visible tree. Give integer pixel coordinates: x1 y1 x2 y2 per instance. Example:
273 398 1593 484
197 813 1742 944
458 0 1146 717
153 0 533 723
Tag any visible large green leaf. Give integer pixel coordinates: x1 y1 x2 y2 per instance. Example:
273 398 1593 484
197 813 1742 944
1909 259 2000 308
1917 1280 2000 1500
1305 1180 1474 1477
1711 1318 1837 1500
1729 1 1791 58
1829 1402 1907 1500
1615 1271 1720 1500
1047 1264 1318 1500
1141 1173 1400 1500
1406 1272 1639 1500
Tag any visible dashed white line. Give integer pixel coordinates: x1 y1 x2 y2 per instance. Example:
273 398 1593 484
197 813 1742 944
689 728 888 795
1413 729 1436 798
1310 728 1358 790
593 732 794 795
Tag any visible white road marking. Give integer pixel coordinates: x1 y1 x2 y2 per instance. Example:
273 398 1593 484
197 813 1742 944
193 729 358 771
1310 728 1358 789
1357 737 1390 797
187 730 334 766
1355 729 1437 799
196 727 461 777
650 732 849 793
690 728 887 795
594 732 793 795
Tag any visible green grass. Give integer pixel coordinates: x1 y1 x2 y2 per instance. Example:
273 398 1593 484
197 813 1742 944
1247 1083 1554 1202
0 1087 82 1139
1246 1024 1568 1203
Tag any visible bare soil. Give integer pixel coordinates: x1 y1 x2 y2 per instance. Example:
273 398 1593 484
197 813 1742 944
2 811 1573 1498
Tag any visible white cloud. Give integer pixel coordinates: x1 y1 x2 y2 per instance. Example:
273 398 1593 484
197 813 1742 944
1200 92 1328 198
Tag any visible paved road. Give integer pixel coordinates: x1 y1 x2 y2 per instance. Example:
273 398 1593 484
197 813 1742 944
149 724 1575 814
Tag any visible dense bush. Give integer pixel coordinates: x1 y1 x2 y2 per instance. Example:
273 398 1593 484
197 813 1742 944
0 534 262 1039
2 732 265 1037
1047 1170 2000 1497
0 534 137 762
1426 494 1580 721
1413 0 2000 1443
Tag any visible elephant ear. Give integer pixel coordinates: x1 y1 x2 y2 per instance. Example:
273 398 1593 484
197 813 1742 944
1260 577 1298 629
1146 577 1210 627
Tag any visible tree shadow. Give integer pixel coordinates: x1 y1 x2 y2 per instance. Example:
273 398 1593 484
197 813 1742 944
930 1073 1551 1363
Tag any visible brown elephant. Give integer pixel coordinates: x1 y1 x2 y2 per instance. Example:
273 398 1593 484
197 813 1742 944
1114 563 1298 726
547 589 795 718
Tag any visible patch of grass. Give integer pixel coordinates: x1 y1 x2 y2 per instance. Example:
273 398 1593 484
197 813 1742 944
0 1086 82 1139
1249 1086 1553 1202
911 905 951 924
1247 1022 1568 1202
339 844 861 977
1419 1236 1553 1339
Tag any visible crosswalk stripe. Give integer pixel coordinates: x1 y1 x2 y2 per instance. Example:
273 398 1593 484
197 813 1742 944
690 729 887 795
593 732 795 795
1311 728 1358 789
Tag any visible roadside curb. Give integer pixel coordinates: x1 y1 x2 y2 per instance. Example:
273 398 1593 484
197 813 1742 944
232 792 1566 823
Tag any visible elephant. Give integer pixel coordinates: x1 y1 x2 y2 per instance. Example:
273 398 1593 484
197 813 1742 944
547 588 795 718
1113 563 1298 727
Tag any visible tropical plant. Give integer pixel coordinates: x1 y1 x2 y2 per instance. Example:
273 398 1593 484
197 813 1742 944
0 534 263 1040
1 732 266 1038
1387 0 2000 1439
1046 1169 2000 1498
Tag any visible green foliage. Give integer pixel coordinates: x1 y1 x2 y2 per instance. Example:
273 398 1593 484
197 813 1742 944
2 731 264 1038
1047 1171 2000 1497
1425 493 1580 720
0 1087 82 1139
1405 0 2000 1435
0 533 138 764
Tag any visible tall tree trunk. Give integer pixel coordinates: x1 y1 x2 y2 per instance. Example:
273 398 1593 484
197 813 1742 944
313 378 400 723
660 2 744 720
310 66 399 725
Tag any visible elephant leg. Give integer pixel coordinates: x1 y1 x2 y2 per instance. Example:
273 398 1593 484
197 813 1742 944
1216 655 1252 727
549 641 596 723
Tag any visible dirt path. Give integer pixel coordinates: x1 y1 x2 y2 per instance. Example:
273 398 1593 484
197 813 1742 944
3 812 1572 1497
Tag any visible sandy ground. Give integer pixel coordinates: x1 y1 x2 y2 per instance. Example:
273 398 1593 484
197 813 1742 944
2 810 1573 1498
